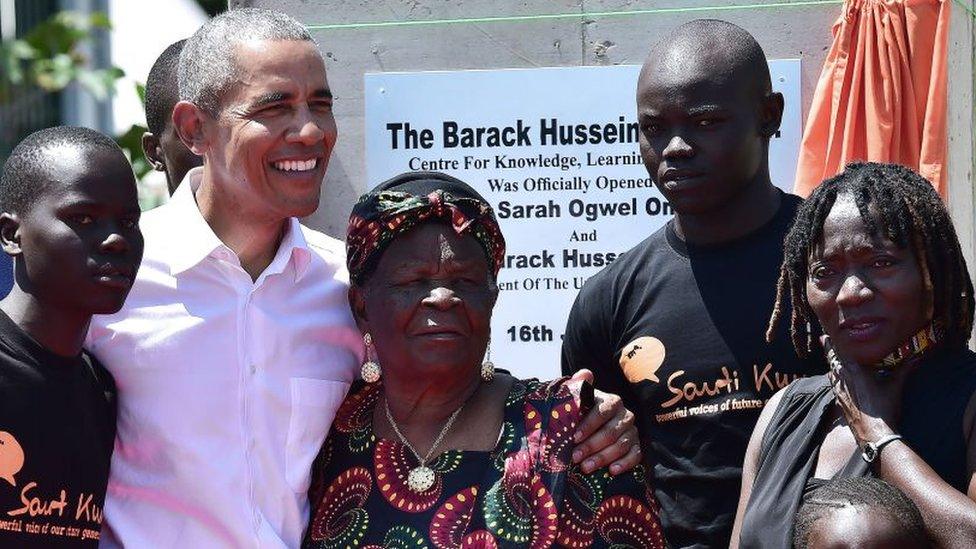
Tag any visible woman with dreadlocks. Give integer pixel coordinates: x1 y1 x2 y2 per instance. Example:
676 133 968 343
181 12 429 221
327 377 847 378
730 162 976 548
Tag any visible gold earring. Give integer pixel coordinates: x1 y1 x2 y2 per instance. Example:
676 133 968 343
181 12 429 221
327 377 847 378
361 332 381 383
480 339 495 382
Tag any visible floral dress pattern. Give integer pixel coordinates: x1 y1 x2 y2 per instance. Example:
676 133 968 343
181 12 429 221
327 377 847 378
303 377 666 548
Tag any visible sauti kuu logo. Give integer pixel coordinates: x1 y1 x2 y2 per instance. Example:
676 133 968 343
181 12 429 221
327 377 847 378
0 429 105 539
0 432 24 488
618 336 666 383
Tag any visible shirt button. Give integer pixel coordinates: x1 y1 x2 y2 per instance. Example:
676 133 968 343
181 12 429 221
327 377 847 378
250 363 257 374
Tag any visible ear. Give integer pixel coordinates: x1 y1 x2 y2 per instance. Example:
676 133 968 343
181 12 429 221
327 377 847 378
172 100 210 156
0 213 22 257
141 132 165 172
348 284 370 334
759 91 785 139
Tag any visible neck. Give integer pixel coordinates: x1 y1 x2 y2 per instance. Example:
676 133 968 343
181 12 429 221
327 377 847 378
195 168 286 281
876 323 941 370
672 169 781 246
0 286 89 357
381 369 482 448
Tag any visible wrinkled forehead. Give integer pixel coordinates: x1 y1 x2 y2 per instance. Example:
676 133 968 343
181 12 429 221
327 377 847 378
824 193 888 236
812 194 903 257
224 39 328 99
233 38 324 68
379 223 489 271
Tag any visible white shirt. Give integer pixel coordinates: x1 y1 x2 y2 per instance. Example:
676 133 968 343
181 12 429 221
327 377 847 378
87 168 362 548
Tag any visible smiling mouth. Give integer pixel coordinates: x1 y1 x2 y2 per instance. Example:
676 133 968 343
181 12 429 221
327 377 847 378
271 158 319 172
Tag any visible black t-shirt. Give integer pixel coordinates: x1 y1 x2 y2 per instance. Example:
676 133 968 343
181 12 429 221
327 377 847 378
562 191 825 549
0 310 116 547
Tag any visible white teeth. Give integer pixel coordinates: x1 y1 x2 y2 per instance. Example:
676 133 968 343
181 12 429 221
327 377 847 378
273 159 317 172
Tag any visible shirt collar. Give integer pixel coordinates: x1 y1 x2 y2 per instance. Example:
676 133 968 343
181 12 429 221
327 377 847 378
269 218 313 283
166 168 223 276
165 167 313 282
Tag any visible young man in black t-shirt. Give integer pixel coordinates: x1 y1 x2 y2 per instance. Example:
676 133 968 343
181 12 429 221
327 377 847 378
0 127 143 547
562 20 825 549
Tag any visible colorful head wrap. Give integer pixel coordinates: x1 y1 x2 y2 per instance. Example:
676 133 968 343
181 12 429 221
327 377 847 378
346 171 506 285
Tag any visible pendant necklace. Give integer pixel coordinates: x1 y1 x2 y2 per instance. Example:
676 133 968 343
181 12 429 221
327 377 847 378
383 394 470 493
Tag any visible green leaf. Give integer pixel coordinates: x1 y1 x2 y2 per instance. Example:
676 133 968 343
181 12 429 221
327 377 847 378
0 40 36 89
32 53 77 90
116 124 153 177
0 10 124 102
8 40 37 60
88 12 112 29
75 69 116 100
132 159 153 180
114 124 145 152
116 123 164 209
135 82 146 105
27 13 85 56
0 46 24 85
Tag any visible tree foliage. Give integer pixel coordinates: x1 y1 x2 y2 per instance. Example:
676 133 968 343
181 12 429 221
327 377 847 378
1 11 154 187
0 11 123 102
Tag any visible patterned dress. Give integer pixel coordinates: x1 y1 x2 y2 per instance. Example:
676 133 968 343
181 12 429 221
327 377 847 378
303 377 667 548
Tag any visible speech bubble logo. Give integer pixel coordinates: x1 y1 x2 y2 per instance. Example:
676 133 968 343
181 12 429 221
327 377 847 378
0 431 25 487
619 336 666 384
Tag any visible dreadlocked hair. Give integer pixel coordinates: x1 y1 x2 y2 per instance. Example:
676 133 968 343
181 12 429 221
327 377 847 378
767 161 974 357
793 477 929 548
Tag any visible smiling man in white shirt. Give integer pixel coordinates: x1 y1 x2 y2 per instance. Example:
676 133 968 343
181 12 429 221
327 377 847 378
86 9 360 547
87 8 642 548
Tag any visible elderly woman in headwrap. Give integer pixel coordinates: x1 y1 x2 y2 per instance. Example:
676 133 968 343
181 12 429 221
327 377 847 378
303 172 665 548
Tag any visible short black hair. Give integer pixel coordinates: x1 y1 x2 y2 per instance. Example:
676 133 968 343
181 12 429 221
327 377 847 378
0 126 128 215
145 39 186 137
654 19 772 97
793 477 928 548
768 162 974 354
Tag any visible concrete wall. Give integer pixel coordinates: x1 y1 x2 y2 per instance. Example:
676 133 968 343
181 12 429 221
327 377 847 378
238 0 974 260
947 0 975 272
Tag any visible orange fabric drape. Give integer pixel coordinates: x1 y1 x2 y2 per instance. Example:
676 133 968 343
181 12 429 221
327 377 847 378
793 0 951 197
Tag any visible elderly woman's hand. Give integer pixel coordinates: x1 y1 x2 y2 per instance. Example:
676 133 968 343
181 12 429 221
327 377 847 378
823 335 905 446
567 369 641 476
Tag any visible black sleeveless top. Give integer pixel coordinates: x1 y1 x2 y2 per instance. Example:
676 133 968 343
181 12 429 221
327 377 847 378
738 346 976 548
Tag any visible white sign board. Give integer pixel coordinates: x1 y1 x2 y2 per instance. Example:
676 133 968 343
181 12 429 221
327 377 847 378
365 62 801 379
